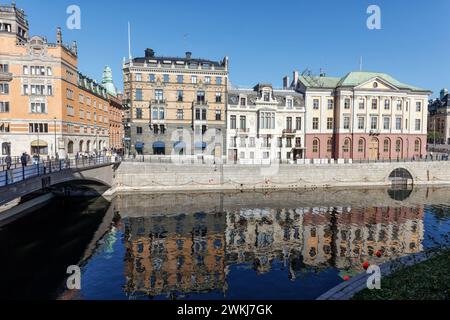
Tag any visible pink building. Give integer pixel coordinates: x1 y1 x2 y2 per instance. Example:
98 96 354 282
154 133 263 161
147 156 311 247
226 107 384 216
290 71 431 161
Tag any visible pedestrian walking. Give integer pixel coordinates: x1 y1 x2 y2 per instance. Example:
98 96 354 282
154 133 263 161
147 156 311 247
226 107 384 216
5 154 12 170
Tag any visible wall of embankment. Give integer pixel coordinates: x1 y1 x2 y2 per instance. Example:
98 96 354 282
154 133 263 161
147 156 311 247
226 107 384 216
108 161 450 194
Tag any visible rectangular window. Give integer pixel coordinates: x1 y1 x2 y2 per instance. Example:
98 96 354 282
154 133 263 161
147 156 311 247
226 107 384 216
0 83 9 94
372 99 377 110
197 91 205 103
23 84 29 95
287 99 293 108
47 86 52 96
0 64 9 73
384 100 390 110
359 99 365 110
135 89 143 101
177 90 183 102
29 123 48 133
371 117 378 130
313 117 319 130
191 75 197 84
31 102 46 114
177 75 183 84
215 92 222 103
216 110 222 121
327 117 333 130
383 117 390 130
240 115 246 129
415 119 421 131
230 115 237 129
397 101 402 111
296 117 302 131
358 117 365 130
66 105 74 116
149 74 155 82
136 126 142 135
416 102 422 112
135 73 142 81
286 117 292 131
328 99 334 110
313 99 319 110
163 74 169 83
0 122 10 133
343 116 350 129
344 98 350 109
136 108 143 119
205 76 211 84
216 77 222 85
155 89 164 101
0 101 9 113
240 97 246 106
176 109 184 120
396 117 402 130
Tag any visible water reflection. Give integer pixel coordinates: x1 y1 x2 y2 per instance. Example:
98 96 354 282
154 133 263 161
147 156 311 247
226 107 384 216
112 187 447 300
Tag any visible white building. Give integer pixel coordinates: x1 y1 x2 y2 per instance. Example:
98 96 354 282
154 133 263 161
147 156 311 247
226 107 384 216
227 84 305 163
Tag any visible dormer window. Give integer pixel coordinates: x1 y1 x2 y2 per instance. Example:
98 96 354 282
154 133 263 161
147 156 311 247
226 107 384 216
263 92 270 102
240 97 246 106
287 99 293 108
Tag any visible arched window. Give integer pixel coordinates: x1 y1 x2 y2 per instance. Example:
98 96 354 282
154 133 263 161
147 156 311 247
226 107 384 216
79 140 84 152
67 141 74 154
384 139 390 152
343 138 351 153
396 139 402 152
358 139 365 153
312 139 319 153
86 140 91 153
415 139 421 153
327 139 332 153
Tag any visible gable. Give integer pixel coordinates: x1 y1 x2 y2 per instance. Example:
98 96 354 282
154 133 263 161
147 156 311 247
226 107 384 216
356 77 399 91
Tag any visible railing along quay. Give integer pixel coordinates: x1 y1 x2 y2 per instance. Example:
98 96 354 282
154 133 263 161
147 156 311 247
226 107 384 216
0 156 117 187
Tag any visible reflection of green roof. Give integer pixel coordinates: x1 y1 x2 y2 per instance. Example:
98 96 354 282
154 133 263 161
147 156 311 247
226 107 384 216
300 71 430 93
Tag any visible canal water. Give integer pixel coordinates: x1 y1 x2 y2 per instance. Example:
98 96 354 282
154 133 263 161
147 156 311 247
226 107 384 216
0 187 449 300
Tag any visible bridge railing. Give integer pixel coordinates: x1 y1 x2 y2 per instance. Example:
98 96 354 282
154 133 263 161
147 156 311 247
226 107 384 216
0 156 116 187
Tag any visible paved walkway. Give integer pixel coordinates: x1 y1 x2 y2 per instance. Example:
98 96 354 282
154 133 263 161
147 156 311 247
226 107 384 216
317 248 444 300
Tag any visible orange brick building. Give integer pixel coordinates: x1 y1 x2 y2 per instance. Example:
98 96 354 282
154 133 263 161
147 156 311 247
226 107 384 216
0 3 122 158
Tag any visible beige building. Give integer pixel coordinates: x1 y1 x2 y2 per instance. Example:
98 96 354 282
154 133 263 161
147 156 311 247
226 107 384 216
428 89 450 145
123 49 228 156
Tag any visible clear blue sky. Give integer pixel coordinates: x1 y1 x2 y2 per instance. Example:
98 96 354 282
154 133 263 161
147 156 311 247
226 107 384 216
14 0 450 97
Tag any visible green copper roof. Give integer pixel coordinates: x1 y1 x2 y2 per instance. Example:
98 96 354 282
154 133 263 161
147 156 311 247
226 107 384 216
101 66 117 97
300 71 430 92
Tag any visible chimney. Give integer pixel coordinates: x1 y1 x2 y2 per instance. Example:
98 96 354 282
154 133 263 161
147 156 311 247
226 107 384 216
293 70 299 86
283 76 290 89
56 27 62 45
185 51 192 59
145 48 155 58
440 88 448 100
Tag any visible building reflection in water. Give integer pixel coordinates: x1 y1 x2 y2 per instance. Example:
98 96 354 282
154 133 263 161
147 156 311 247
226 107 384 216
121 192 424 299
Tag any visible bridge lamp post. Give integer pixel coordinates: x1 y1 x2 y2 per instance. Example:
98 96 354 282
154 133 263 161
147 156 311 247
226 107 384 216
54 117 57 158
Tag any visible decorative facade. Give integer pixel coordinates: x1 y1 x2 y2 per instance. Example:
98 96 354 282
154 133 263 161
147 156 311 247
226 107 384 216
290 71 431 161
227 84 305 163
0 4 112 158
123 49 228 156
428 88 450 145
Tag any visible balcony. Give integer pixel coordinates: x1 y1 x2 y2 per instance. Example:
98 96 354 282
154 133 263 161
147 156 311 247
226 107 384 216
194 100 208 106
0 71 13 82
237 128 249 135
151 99 166 105
282 129 296 136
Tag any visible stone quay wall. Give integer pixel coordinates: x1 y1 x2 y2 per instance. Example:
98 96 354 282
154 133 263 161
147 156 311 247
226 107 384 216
109 161 450 193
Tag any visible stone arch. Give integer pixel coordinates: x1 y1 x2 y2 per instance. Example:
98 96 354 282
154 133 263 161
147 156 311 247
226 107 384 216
389 168 413 186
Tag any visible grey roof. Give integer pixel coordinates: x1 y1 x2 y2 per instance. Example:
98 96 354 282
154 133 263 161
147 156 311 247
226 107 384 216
228 86 304 108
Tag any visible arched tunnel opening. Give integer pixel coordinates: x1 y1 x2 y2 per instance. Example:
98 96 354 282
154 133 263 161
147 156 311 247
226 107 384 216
389 168 414 186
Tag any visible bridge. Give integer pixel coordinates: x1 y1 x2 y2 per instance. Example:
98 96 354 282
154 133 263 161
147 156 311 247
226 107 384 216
0 157 119 206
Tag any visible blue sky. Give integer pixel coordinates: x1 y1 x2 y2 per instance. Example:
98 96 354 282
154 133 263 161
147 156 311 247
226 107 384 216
14 0 450 97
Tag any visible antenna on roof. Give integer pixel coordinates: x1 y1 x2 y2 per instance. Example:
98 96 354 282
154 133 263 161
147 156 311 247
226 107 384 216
128 22 132 61
359 56 363 71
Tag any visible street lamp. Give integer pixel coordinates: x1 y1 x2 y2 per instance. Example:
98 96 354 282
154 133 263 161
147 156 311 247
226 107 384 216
54 117 57 158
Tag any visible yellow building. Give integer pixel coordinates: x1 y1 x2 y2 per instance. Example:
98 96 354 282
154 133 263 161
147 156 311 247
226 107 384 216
0 3 111 158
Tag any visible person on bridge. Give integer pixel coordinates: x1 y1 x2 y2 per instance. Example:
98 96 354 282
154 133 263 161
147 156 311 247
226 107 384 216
20 153 28 167
5 154 12 170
